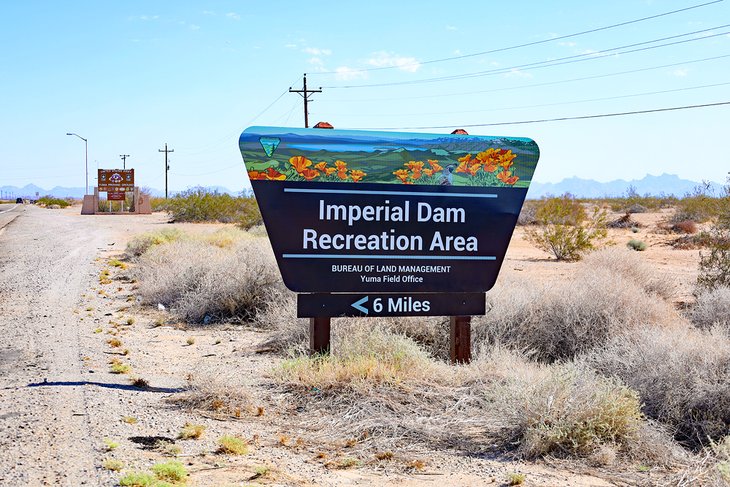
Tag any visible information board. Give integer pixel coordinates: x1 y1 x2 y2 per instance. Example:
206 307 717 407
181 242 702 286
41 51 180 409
240 127 539 294
98 169 134 192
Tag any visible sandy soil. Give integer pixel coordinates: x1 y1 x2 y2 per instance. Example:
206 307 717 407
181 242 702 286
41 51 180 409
0 204 702 486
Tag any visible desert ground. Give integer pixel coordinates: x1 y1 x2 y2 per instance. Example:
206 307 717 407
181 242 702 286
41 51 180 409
0 203 718 486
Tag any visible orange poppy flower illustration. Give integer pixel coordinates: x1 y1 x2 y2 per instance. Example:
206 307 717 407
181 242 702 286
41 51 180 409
393 169 410 183
248 170 267 180
457 154 473 164
427 160 443 172
300 168 320 181
324 167 337 176
497 170 519 185
264 167 286 180
405 160 424 172
423 169 434 177
335 160 348 179
315 161 328 171
350 169 366 182
289 155 312 173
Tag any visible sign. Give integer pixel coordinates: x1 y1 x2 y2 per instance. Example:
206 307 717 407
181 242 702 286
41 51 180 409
98 169 134 192
107 192 126 201
298 293 486 318
239 126 539 294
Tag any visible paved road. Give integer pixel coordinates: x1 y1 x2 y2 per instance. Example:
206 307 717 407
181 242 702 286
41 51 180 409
0 204 23 232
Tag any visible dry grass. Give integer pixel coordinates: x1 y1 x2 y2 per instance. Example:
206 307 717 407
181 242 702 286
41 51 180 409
274 325 440 391
472 260 677 362
587 326 730 449
689 286 730 332
135 236 283 324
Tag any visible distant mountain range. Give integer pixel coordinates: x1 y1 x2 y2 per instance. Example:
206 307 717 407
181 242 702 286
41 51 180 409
526 173 725 199
1 173 724 200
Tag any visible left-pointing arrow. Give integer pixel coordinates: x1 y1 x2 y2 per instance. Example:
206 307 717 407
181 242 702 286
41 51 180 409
351 296 369 314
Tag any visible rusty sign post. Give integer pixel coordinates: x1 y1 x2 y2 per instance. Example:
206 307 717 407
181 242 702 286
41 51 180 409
239 126 539 362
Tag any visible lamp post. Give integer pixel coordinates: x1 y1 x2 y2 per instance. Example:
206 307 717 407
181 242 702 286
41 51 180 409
66 133 88 195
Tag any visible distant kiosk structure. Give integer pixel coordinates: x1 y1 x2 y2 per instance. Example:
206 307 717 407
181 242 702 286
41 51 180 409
81 168 151 215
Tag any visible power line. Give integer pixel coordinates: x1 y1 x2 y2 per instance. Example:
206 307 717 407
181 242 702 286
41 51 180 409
328 53 730 102
310 0 724 75
358 100 730 130
326 25 730 89
328 81 730 118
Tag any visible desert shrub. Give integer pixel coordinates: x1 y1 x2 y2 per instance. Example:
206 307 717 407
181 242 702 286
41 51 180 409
162 187 262 226
135 236 283 323
689 286 730 332
516 200 538 225
672 220 699 234
626 239 647 251
118 471 158 487
473 254 677 362
483 359 643 458
607 212 641 228
697 216 730 291
587 326 730 449
524 194 608 261
673 195 723 223
580 246 675 298
125 228 185 259
217 435 249 455
37 195 70 208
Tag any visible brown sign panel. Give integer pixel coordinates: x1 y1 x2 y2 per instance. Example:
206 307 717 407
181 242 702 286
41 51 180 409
98 169 134 192
107 192 126 201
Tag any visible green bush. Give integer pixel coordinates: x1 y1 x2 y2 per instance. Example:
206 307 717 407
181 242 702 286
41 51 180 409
161 187 261 227
37 195 70 208
627 239 647 251
525 194 608 261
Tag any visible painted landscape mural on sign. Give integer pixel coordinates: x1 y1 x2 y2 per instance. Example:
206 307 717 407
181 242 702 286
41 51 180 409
240 126 539 188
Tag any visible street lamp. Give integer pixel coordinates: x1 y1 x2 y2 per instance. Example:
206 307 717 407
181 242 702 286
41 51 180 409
66 133 88 195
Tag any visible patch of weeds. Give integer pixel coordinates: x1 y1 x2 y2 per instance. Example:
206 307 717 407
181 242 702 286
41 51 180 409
507 473 526 485
130 377 149 389
122 349 130 356
122 416 138 424
86 307 94 312
100 269 112 285
109 259 128 270
185 337 195 346
334 457 361 469
626 239 647 251
102 438 119 451
407 459 426 471
118 471 158 487
126 317 136 326
217 435 249 455
375 451 394 461
156 441 182 457
250 465 272 480
102 458 124 471
178 423 206 440
110 359 131 374
278 434 290 446
93 328 103 334
255 406 265 417
108 338 123 348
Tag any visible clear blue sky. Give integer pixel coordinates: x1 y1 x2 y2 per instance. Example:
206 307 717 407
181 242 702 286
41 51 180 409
1 0 728 193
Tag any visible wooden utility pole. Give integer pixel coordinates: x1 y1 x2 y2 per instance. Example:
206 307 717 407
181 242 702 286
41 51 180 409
119 154 129 169
158 143 174 199
289 73 322 128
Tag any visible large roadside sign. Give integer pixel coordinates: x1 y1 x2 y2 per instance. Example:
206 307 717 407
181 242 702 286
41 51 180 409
98 169 134 192
240 126 539 299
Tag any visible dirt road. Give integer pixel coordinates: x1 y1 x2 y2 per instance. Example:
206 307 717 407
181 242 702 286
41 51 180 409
0 206 165 486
